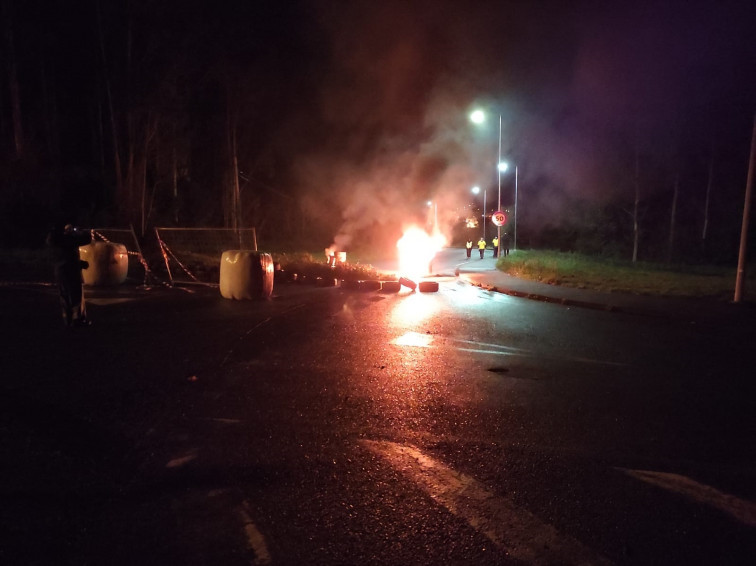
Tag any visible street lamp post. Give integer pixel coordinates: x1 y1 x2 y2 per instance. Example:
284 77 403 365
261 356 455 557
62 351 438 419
514 165 518 251
497 114 502 258
483 190 486 240
471 109 509 256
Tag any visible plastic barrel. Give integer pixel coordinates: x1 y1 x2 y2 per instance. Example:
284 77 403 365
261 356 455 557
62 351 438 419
80 241 128 286
219 250 274 300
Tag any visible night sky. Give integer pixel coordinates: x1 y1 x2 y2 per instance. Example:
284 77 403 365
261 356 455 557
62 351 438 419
2 0 755 259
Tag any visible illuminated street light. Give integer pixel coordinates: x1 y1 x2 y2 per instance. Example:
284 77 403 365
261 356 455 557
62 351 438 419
469 109 485 124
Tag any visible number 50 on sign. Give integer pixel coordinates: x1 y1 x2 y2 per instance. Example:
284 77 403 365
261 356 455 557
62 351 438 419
492 211 507 226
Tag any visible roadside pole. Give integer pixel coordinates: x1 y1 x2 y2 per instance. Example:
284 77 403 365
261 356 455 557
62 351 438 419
734 113 756 303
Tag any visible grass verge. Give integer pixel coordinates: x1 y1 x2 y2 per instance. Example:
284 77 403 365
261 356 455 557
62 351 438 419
497 250 755 300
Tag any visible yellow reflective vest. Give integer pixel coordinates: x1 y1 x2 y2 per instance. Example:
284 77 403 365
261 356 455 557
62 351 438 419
478 239 486 250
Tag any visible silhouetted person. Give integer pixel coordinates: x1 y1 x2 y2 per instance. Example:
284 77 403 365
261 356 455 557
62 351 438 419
502 232 511 256
47 223 91 327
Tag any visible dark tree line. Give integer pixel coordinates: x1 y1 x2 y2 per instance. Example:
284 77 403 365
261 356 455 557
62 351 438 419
0 0 319 247
1 0 753 267
514 109 755 266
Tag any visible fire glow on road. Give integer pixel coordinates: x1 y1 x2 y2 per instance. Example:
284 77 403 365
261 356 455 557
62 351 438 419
390 292 441 325
391 331 434 348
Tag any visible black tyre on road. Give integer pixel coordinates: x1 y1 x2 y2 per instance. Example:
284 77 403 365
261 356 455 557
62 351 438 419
398 277 417 291
418 280 439 293
380 281 401 293
358 280 382 292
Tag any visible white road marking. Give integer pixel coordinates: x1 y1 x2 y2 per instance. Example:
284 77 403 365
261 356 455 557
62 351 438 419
451 338 625 366
239 502 272 565
391 332 624 366
165 451 197 468
201 417 242 424
364 439 610 565
457 347 523 356
86 298 136 305
452 338 531 354
620 468 756 528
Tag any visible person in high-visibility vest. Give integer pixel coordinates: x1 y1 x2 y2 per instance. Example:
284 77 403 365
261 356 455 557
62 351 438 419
465 240 473 259
477 237 486 259
492 236 499 258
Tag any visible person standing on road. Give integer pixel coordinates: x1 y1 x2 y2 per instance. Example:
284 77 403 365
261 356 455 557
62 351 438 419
478 237 486 259
502 232 510 256
466 240 473 259
47 223 92 327
492 235 499 258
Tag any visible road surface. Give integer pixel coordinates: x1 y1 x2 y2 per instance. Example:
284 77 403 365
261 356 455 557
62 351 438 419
1 264 754 564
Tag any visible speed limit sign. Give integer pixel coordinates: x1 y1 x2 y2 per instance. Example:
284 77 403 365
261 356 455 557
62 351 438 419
491 211 507 226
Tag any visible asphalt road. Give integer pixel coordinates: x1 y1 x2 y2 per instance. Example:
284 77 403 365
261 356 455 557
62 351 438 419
1 267 754 565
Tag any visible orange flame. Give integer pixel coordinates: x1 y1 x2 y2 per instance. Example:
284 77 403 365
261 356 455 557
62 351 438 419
396 226 445 281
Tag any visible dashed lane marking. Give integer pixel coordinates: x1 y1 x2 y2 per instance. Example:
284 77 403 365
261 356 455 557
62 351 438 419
363 439 611 565
86 297 137 305
238 501 272 565
165 451 198 468
451 338 626 367
200 417 243 424
453 338 531 354
620 468 756 528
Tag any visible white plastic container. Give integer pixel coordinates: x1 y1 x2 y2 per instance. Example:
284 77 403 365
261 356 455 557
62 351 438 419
80 241 129 286
219 250 274 300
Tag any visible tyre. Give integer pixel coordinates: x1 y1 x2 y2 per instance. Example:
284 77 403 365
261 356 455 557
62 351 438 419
418 280 439 293
380 281 401 293
358 280 382 292
398 277 417 290
340 279 361 291
316 277 338 287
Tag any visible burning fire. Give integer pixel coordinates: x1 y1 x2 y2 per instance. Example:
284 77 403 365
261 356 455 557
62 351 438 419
396 226 445 281
324 247 347 266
